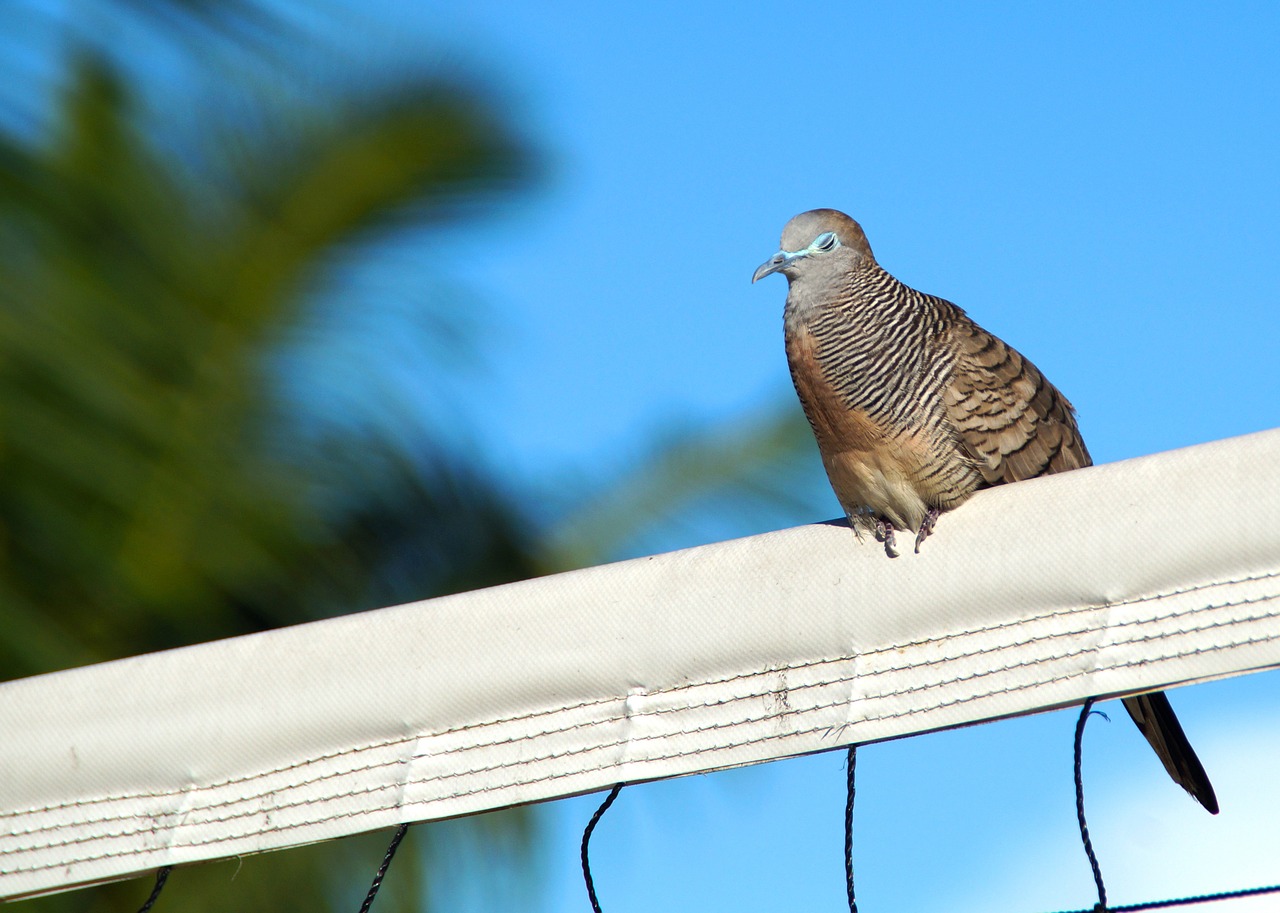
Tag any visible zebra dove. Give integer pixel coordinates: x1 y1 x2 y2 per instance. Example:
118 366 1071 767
753 208 1218 813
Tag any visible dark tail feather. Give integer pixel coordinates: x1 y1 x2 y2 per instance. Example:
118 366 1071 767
1121 691 1219 814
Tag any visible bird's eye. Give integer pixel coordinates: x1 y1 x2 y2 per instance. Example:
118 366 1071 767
814 231 838 251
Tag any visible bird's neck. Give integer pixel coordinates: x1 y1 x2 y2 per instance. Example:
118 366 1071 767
783 264 913 336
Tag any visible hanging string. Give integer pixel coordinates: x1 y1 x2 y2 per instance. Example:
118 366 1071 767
357 822 410 913
581 783 624 913
1054 699 1280 913
844 745 859 913
1073 697 1107 911
135 865 171 913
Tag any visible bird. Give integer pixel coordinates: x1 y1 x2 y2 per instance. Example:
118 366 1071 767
753 208 1218 814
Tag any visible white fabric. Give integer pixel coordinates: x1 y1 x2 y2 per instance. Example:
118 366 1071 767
2 428 1278 900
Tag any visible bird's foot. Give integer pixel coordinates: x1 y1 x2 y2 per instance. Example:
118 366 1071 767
874 518 900 558
914 507 941 554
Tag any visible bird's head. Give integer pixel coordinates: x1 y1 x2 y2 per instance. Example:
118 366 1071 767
751 209 874 285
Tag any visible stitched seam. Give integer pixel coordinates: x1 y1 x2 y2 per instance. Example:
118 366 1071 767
4 574 1276 822
5 626 1274 878
5 602 1276 861
9 587 1274 842
6 593 1277 844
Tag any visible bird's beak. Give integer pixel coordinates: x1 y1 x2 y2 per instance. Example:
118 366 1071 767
752 250 799 283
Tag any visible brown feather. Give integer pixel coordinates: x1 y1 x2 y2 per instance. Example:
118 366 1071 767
941 318 1092 486
1123 692 1220 813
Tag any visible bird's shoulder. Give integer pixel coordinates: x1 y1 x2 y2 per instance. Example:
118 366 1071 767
937 307 1092 484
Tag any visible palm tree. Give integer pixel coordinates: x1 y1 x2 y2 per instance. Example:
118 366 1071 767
0 4 828 910
0 7 543 908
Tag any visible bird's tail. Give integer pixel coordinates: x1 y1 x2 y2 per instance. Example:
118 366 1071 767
1121 691 1219 814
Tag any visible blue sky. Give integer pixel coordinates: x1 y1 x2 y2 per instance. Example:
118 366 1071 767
12 1 1280 910
387 5 1280 912
415 4 1280 476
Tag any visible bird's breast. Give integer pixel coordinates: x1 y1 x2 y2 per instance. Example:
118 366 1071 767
785 321 976 531
785 326 884 454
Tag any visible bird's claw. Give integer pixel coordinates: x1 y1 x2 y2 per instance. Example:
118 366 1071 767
874 518 899 558
914 507 941 554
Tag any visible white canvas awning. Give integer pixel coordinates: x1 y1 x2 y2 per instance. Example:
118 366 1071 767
2 428 1278 901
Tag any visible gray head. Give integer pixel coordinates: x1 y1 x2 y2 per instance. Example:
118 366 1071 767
751 209 875 285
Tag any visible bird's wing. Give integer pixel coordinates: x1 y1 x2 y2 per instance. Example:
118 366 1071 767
940 315 1092 485
938 307 1220 816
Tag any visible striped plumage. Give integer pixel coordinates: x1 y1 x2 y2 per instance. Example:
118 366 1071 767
754 208 1218 814
763 209 1089 547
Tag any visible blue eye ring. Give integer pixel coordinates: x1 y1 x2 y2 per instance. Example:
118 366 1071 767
814 231 838 251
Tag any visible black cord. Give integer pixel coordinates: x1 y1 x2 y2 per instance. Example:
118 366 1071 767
1107 882 1280 911
1074 697 1107 911
844 745 859 913
1052 696 1280 913
581 783 624 913
135 865 171 913
1049 881 1280 913
357 822 410 913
